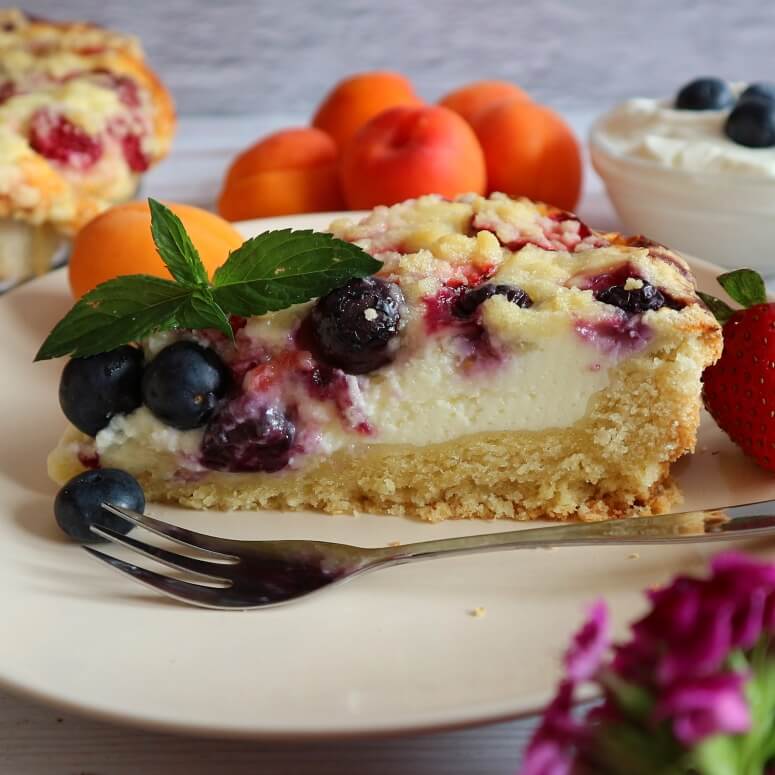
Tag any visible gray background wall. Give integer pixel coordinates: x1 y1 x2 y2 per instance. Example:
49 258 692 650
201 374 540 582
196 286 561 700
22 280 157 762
24 1 775 115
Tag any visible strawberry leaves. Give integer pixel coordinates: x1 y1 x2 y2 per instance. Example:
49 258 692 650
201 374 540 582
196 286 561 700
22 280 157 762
36 199 381 360
698 269 769 325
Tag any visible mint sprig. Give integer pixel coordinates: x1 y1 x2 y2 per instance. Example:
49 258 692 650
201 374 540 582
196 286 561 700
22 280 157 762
35 199 381 360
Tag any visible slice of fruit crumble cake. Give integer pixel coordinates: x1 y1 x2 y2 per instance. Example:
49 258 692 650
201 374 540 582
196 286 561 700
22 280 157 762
47 193 722 521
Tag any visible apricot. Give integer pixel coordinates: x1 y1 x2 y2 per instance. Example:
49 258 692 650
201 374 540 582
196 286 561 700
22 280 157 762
439 80 530 125
312 71 422 149
218 127 344 220
68 201 243 298
222 127 337 187
472 99 582 211
340 105 486 209
218 165 343 221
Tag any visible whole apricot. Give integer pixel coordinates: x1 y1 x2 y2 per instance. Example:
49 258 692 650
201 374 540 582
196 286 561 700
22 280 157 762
439 80 530 125
69 201 243 298
472 99 582 211
312 71 422 149
218 127 344 219
340 105 486 209
219 165 343 221
223 127 337 187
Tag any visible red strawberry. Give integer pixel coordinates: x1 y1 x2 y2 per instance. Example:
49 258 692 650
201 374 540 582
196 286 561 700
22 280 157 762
700 269 775 471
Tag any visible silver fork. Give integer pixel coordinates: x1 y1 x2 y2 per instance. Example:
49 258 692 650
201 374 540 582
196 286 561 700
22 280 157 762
84 500 775 610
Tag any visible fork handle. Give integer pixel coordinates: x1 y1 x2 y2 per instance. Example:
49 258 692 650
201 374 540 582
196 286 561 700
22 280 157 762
372 503 775 565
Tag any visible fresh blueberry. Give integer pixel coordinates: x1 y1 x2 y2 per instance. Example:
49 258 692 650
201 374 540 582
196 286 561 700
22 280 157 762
54 468 144 544
142 341 230 430
739 83 775 104
303 277 404 374
454 283 532 317
724 98 775 148
596 282 666 314
201 404 295 472
59 346 144 437
674 78 734 111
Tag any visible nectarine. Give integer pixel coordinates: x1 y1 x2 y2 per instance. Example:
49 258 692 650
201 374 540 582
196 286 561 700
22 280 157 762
472 99 582 211
340 105 486 209
439 80 530 125
312 71 422 150
68 201 243 298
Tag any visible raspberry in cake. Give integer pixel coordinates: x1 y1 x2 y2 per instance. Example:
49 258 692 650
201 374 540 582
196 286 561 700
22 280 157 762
0 9 175 284
48 194 722 522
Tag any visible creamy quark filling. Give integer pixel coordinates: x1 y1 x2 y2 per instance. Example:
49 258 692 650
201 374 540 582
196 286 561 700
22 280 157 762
88 324 620 479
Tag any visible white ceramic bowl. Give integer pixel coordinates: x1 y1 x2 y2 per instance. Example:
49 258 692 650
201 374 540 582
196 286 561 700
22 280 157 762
589 120 775 274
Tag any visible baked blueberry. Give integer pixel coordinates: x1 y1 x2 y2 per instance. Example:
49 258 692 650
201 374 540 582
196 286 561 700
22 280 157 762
454 283 532 318
59 345 144 437
54 468 144 543
674 78 734 111
303 277 404 374
201 405 295 472
725 98 775 148
739 82 775 105
596 281 666 314
142 341 230 430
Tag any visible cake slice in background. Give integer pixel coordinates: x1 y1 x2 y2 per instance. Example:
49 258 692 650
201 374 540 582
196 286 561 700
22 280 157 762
48 194 722 522
0 8 175 285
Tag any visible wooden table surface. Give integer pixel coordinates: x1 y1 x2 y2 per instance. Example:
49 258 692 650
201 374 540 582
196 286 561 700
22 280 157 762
2 112 610 774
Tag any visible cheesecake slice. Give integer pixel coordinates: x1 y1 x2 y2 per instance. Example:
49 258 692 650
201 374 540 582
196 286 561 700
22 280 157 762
48 193 722 521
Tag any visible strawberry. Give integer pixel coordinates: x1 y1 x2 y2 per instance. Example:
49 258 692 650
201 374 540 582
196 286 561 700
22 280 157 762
700 269 775 471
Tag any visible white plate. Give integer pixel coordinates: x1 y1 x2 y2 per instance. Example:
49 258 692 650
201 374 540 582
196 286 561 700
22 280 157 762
1 214 774 740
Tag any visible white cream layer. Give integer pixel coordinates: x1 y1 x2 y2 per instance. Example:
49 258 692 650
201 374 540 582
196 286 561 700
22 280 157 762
594 91 775 177
94 327 614 475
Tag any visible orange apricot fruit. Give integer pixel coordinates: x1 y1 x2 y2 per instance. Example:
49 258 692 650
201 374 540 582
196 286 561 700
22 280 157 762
340 104 486 209
471 99 582 211
68 201 243 298
218 127 344 220
439 80 530 126
312 71 422 150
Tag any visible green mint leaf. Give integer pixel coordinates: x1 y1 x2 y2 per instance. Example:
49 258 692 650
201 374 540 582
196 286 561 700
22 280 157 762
697 291 736 324
148 198 210 288
35 276 192 360
175 288 234 341
717 269 767 309
211 229 381 317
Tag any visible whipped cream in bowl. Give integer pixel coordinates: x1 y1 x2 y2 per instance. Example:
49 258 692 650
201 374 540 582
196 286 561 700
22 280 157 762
590 83 775 271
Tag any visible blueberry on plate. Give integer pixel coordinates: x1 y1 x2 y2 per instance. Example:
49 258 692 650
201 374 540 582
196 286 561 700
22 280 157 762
725 98 775 148
59 345 144 437
142 341 231 430
739 82 775 105
304 277 404 374
454 283 532 317
54 468 145 543
674 77 734 111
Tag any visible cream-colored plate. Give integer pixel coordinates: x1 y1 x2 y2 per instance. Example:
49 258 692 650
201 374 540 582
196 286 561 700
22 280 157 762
1 213 774 740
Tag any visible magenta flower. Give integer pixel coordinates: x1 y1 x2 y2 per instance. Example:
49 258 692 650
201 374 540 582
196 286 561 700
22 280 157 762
654 672 751 744
521 681 580 775
564 599 609 683
522 551 775 774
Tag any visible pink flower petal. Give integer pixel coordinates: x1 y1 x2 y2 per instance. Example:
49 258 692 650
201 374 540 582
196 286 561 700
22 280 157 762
564 599 610 683
654 672 751 745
